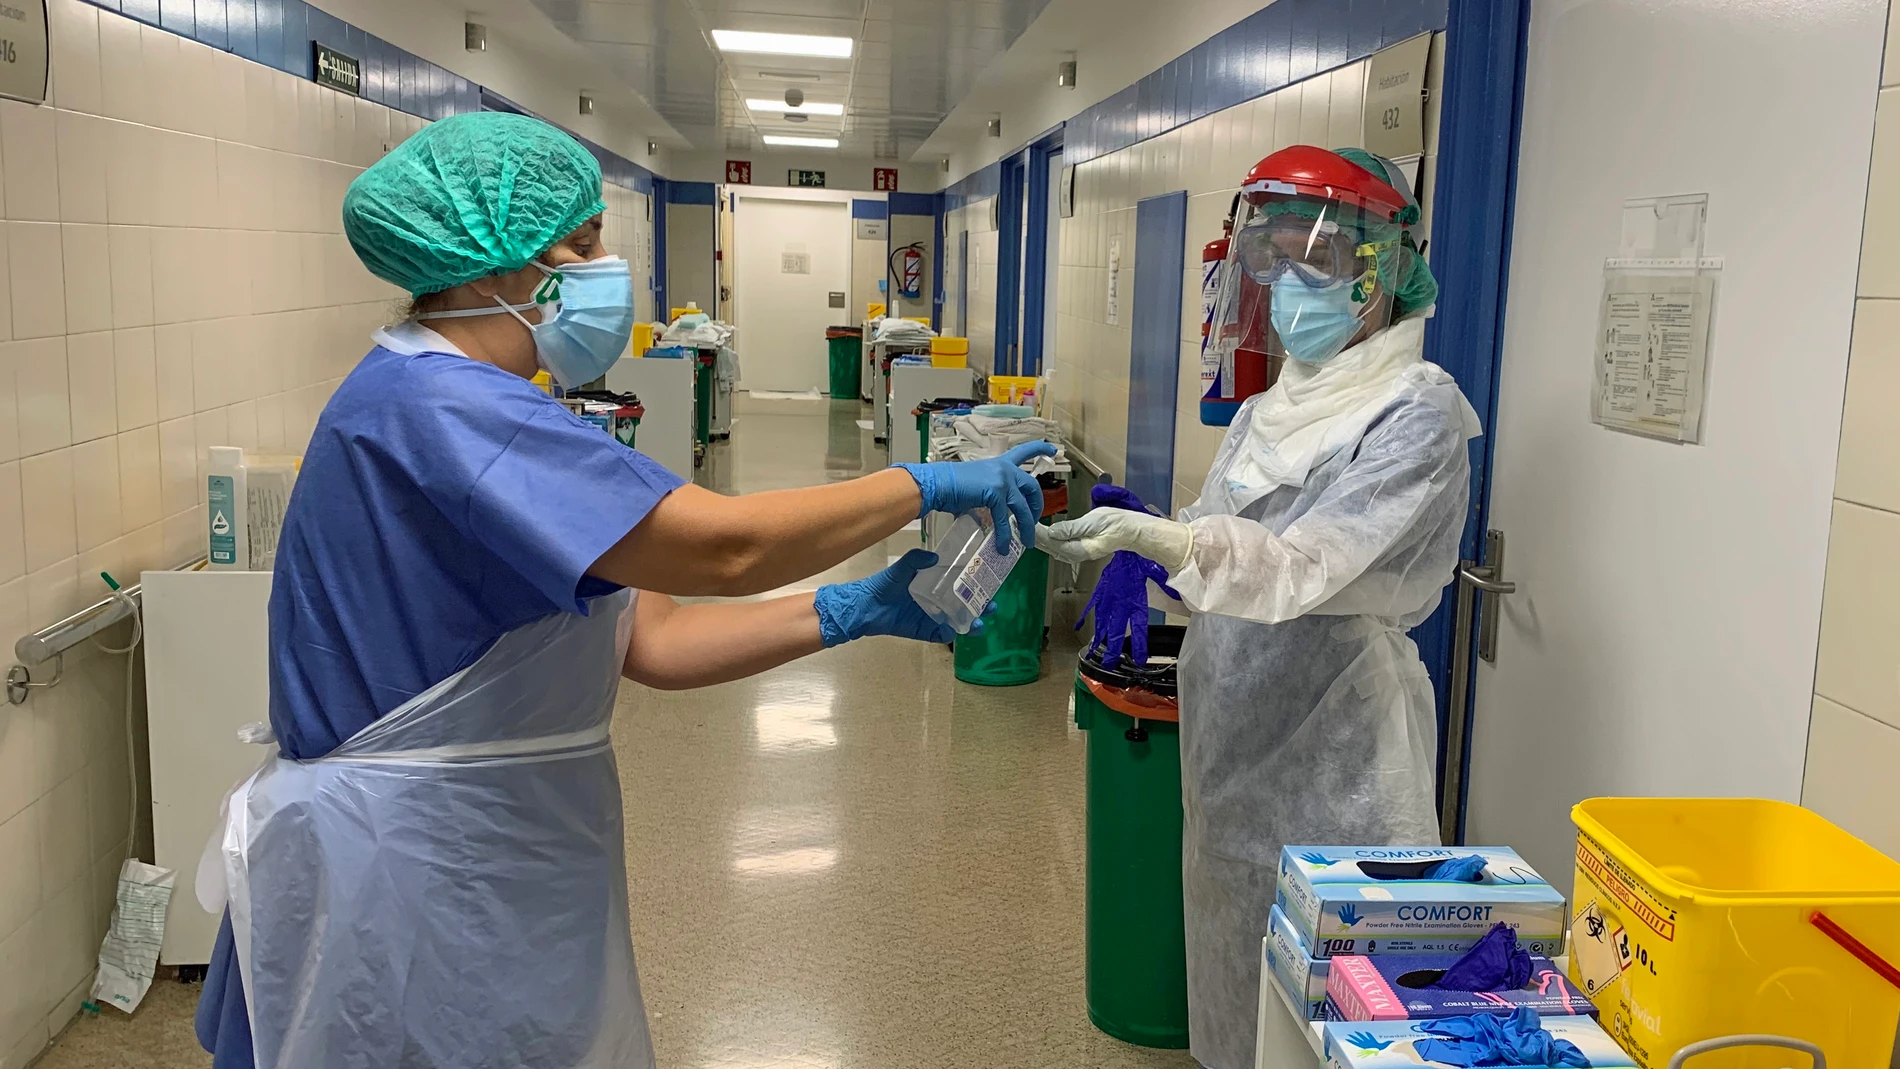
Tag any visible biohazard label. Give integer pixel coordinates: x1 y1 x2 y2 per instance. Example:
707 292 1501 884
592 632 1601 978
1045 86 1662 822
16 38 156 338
1576 834 1677 942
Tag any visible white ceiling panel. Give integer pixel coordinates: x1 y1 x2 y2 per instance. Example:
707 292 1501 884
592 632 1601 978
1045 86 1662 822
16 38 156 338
523 0 1054 159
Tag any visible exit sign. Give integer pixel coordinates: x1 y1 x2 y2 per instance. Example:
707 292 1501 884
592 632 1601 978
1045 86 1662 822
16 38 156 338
725 159 752 184
789 169 827 188
873 167 899 191
313 42 361 96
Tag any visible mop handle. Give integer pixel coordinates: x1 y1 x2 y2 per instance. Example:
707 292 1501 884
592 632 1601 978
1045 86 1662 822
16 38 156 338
1809 911 1900 991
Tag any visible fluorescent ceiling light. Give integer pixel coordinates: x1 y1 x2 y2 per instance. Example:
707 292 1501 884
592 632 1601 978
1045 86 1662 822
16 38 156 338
747 98 845 115
763 135 839 148
711 30 853 58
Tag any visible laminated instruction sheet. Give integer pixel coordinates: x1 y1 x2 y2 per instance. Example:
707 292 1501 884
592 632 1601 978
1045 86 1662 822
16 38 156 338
1592 194 1718 443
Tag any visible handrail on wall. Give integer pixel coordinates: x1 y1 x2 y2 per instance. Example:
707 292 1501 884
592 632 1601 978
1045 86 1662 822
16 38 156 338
6 556 208 705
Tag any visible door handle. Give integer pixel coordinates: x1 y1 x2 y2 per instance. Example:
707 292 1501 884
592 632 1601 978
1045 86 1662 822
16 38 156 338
1457 565 1517 596
1439 528 1514 844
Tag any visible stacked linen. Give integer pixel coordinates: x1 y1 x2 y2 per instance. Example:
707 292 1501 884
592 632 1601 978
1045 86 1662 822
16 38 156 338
661 316 735 348
873 317 935 346
930 413 1064 462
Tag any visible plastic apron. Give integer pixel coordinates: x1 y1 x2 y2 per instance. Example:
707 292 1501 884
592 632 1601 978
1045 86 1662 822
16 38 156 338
199 590 654 1069
1172 368 1473 1069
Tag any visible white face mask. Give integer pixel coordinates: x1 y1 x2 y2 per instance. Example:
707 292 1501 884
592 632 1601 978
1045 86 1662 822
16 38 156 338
415 258 635 387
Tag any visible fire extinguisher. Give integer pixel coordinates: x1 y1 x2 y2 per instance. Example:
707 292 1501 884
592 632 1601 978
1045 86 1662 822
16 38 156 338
890 242 926 301
1200 193 1244 426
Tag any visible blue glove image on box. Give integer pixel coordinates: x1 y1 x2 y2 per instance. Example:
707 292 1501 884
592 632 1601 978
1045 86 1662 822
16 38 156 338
1278 846 1568 959
1322 1013 1634 1068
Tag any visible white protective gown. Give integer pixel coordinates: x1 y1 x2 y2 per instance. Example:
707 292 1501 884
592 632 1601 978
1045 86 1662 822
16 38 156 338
200 591 655 1069
1168 316 1481 1069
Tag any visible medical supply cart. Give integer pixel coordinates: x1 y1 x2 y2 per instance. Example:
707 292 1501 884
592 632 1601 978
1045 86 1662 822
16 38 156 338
886 365 975 461
870 341 931 443
607 354 695 478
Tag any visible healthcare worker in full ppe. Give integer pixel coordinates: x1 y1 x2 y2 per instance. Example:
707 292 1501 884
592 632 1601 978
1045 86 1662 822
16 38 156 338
1041 146 1482 1069
193 112 1051 1069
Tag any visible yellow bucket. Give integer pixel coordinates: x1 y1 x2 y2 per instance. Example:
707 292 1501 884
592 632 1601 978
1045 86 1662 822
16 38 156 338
989 374 1038 405
930 352 967 369
1569 798 1900 1069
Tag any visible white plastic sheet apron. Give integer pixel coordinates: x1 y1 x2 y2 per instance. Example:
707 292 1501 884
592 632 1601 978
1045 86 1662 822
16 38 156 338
199 590 653 1069
1168 318 1480 1069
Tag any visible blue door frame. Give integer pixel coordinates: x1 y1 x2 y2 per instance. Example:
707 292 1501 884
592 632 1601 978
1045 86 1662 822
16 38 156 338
1020 131 1063 376
1419 0 1533 842
993 154 1027 374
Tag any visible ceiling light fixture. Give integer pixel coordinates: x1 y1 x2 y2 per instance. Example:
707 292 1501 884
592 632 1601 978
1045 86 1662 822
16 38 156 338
746 98 844 115
760 70 825 82
711 30 853 58
763 135 840 148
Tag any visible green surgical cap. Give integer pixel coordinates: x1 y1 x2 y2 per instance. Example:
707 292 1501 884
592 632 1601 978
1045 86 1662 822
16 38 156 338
343 112 607 296
1332 146 1439 319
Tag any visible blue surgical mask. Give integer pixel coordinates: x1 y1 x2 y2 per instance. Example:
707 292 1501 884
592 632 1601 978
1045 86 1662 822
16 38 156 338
419 257 636 388
1269 275 1364 365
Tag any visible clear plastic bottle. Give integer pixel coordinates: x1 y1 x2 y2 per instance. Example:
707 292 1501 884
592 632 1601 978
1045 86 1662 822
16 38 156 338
908 511 1025 634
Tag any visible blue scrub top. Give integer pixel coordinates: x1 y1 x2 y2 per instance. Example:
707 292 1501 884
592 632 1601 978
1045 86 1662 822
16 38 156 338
196 323 684 1066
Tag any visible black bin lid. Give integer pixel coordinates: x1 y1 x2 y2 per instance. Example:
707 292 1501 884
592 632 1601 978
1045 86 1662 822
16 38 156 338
1078 624 1184 697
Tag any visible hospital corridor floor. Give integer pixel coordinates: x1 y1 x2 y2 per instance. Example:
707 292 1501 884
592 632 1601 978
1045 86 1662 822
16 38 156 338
37 399 1198 1069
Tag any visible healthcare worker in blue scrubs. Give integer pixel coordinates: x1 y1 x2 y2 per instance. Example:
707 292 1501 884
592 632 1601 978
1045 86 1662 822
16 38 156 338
194 111 1050 1069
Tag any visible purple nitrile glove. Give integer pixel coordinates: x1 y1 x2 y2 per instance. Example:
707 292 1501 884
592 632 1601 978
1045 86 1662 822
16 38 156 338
1077 551 1181 666
1090 483 1160 515
1074 483 1181 667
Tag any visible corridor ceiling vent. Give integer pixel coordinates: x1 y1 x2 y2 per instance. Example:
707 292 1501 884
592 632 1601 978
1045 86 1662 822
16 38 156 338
1058 60 1078 88
711 30 854 58
464 23 486 53
986 117 1002 138
579 94 595 116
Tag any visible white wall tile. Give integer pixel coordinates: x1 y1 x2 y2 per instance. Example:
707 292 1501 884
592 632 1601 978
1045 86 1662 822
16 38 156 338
153 324 192 421
155 417 195 517
1328 64 1367 149
176 38 223 140
111 327 155 431
1803 696 1900 860
33 777 88 904
0 806 38 945
211 50 247 145
147 227 193 327
70 436 120 552
8 223 67 340
0 920 43 1064
13 338 71 457
18 450 74 572
1835 298 1900 512
0 464 19 586
0 654 31 822
54 112 109 226
115 427 159 532
1859 88 1900 297
64 330 114 444
0 102 60 224
35 877 93 1024
1814 500 1900 728
22 561 78 662
0 346 15 464
48 0 103 117
106 225 152 329
138 23 184 134
96 11 147 127
84 736 129 866
59 225 112 338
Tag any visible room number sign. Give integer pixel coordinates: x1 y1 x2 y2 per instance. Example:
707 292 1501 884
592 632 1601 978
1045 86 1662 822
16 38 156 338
0 0 47 106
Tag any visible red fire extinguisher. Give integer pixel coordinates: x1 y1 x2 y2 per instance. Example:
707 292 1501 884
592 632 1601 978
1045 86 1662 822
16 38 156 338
1200 193 1249 425
891 242 925 300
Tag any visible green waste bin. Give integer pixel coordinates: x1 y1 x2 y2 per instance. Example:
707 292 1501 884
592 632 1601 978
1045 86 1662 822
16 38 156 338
826 327 862 398
1073 624 1190 1049
952 537 1049 685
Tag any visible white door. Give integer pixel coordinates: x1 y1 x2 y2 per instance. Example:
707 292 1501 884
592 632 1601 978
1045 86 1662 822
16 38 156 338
1460 0 1884 884
734 196 850 392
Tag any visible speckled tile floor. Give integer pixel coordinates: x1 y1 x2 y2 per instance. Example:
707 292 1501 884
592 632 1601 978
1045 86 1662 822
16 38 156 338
35 401 1195 1069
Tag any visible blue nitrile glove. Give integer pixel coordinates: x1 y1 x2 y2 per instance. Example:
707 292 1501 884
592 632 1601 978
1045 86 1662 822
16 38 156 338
814 550 957 647
895 441 1057 552
1078 552 1181 666
1422 854 1490 882
1415 1009 1590 1068
1432 923 1533 992
1090 483 1161 515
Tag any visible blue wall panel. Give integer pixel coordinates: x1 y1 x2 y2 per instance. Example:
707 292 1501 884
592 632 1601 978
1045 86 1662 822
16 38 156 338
1124 191 1187 513
889 192 938 216
670 182 718 206
121 0 158 25
195 0 226 50
850 199 889 220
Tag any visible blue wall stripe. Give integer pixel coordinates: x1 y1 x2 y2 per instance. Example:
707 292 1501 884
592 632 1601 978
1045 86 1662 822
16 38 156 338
997 0 1453 174
74 0 657 193
888 191 938 216
850 199 888 220
669 181 717 206
1124 191 1187 516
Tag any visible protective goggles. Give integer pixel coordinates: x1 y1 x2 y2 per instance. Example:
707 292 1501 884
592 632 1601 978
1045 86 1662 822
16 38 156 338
1231 216 1396 290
